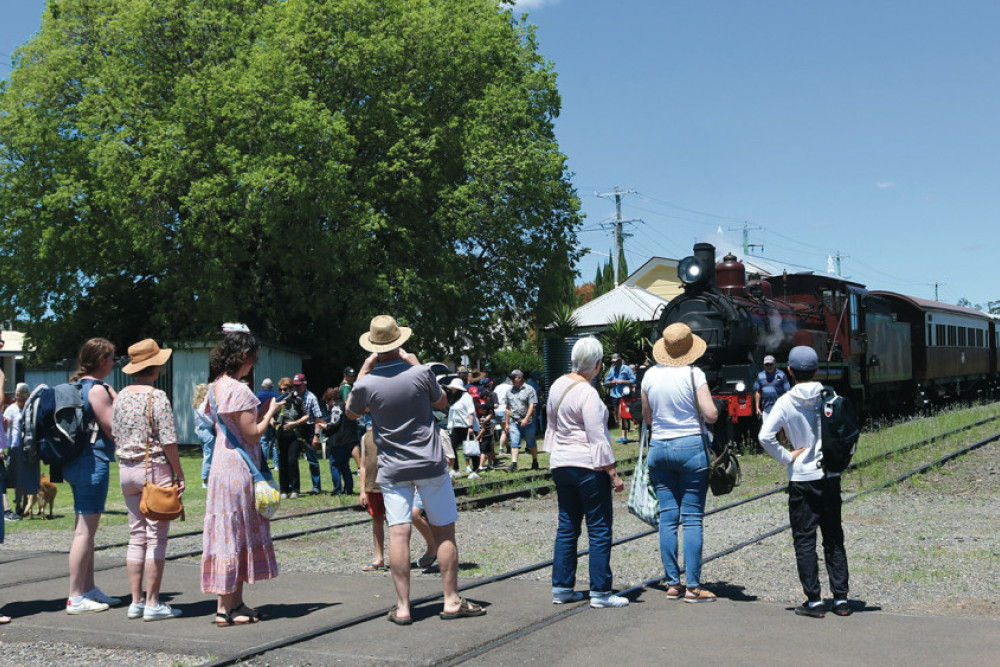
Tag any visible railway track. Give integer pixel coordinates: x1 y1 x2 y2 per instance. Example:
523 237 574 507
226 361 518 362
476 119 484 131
198 421 1000 666
1 413 994 593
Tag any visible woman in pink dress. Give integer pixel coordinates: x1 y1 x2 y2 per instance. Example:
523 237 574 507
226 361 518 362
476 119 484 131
201 332 284 626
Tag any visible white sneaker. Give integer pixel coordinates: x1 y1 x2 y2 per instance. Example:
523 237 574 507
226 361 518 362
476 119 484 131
127 601 145 619
465 465 473 473
553 591 587 604
468 472 480 479
67 597 109 614
590 593 629 608
143 602 182 622
448 470 460 478
84 588 122 607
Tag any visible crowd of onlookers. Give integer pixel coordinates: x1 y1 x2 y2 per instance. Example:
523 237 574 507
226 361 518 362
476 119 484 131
0 317 851 627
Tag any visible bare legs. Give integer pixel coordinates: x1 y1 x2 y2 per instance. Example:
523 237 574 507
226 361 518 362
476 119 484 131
432 522 461 614
413 508 437 563
68 513 101 597
126 559 166 606
388 523 413 618
372 516 386 567
387 520 460 621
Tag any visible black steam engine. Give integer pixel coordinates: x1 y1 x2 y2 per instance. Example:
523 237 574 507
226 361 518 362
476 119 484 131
656 243 998 435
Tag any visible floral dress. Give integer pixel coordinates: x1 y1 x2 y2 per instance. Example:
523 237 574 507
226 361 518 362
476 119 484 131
201 376 277 594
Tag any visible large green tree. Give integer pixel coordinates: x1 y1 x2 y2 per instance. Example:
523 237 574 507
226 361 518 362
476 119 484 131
0 0 581 366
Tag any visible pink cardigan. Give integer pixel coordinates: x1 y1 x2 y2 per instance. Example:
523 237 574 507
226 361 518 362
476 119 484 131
542 375 615 470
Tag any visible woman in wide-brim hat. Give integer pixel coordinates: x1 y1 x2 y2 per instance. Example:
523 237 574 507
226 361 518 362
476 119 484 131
111 339 185 620
640 323 720 603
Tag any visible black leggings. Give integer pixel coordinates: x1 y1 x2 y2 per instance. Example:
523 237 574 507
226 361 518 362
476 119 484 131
277 431 303 493
450 427 478 471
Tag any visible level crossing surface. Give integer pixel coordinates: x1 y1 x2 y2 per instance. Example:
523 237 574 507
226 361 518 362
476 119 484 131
1 550 998 665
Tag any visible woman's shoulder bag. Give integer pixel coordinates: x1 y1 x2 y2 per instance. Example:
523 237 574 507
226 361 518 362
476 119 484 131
139 390 185 521
691 369 741 496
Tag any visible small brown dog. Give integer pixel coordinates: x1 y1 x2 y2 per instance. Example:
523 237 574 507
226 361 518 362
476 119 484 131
23 475 58 520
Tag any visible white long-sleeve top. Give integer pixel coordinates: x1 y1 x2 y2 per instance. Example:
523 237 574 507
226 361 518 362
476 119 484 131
758 381 838 481
542 376 614 470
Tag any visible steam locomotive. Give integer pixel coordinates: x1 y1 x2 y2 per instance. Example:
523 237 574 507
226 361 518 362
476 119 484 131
656 243 998 435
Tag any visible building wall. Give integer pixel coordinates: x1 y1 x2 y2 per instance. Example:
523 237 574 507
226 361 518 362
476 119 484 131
25 341 308 446
631 264 683 301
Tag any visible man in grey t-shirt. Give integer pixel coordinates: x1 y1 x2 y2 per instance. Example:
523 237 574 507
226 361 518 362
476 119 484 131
503 369 539 472
346 315 485 624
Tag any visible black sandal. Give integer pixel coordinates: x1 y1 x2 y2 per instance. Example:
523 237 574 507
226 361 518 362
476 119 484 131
215 612 235 627
234 604 265 622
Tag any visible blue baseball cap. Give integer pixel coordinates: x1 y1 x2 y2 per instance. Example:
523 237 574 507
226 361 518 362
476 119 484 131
788 346 818 372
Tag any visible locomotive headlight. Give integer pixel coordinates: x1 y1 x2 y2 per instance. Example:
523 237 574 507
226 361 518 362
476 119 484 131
678 256 707 286
735 381 746 393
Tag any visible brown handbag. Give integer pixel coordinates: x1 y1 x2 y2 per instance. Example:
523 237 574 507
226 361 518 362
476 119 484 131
138 390 185 521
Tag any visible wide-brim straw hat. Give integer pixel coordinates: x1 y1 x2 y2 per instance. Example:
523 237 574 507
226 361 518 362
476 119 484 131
652 323 707 367
359 315 412 353
122 338 172 374
447 378 467 392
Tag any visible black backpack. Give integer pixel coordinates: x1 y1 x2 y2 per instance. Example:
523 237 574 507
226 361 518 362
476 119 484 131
21 380 105 466
820 386 860 473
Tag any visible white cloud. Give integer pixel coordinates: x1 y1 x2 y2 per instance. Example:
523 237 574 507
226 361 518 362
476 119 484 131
876 181 896 189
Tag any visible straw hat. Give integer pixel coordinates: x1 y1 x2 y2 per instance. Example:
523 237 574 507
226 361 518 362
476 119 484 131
652 323 707 367
122 339 172 374
359 315 412 353
447 378 468 392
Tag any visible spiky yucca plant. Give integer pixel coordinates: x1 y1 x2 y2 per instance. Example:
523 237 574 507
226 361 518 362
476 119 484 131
600 316 651 365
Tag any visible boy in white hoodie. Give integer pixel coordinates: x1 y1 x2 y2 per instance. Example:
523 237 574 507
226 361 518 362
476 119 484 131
759 346 851 619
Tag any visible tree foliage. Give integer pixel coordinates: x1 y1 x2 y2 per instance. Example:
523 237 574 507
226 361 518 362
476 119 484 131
600 315 650 366
0 0 581 366
489 342 543 379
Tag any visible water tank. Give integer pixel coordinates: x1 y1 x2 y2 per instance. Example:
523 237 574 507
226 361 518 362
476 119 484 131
543 336 580 395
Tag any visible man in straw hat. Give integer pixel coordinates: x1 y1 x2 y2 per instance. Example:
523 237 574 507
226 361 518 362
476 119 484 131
346 315 486 624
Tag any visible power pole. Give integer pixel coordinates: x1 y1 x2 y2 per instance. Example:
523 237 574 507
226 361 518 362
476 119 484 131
833 250 848 277
727 221 764 256
596 186 641 287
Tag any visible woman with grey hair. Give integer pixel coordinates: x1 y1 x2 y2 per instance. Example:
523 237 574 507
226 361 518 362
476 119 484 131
541 336 628 608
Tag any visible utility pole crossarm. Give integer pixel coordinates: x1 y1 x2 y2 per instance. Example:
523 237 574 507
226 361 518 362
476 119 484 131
596 186 640 288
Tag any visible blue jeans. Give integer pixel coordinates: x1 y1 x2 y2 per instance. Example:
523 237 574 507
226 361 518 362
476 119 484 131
647 435 709 588
509 420 537 450
260 428 276 469
551 467 614 596
196 425 215 482
329 447 354 494
303 439 322 491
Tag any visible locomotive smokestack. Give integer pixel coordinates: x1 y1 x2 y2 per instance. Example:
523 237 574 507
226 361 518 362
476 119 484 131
693 243 717 288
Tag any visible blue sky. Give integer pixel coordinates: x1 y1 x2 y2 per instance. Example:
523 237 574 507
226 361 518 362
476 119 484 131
4 1 998 308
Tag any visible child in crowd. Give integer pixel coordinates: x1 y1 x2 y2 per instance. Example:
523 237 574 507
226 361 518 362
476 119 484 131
359 426 437 571
758 346 851 619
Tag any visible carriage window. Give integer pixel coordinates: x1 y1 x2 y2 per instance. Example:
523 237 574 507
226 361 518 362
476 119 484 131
977 329 985 347
936 324 946 347
947 326 957 346
958 328 967 346
849 292 859 331
927 324 933 346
